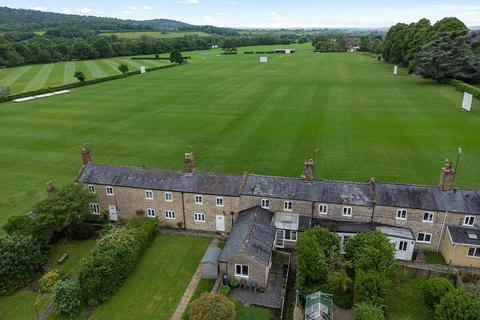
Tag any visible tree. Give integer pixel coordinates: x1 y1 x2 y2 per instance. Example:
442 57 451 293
423 277 454 307
354 269 388 306
354 303 385 320
52 279 81 318
189 293 235 320
34 183 97 234
413 31 480 82
327 269 353 308
118 64 129 74
74 71 85 82
345 231 396 275
0 235 45 295
435 289 480 320
3 215 42 237
169 49 183 64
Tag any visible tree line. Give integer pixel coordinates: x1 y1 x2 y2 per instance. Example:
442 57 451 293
383 17 480 82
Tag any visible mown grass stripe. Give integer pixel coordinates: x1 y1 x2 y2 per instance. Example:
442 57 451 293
23 63 54 92
84 60 107 79
63 62 76 84
0 65 32 88
100 59 122 73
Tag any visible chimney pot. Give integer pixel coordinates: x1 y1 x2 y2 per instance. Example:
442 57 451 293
439 160 455 192
81 147 91 165
184 152 195 174
304 158 314 182
46 181 56 196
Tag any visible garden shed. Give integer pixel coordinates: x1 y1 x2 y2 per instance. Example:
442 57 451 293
201 246 222 279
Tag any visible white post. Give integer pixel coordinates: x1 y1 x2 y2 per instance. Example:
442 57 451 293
462 92 473 111
393 65 398 75
140 66 146 74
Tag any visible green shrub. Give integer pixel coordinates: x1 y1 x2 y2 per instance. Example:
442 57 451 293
423 277 454 307
435 288 480 320
77 218 157 305
354 269 387 306
354 303 385 320
39 271 60 293
229 277 239 288
52 279 81 317
327 269 353 309
219 285 230 296
3 215 43 237
0 235 46 295
68 223 94 240
190 293 235 320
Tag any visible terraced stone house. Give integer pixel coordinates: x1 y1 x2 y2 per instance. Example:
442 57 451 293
75 148 480 285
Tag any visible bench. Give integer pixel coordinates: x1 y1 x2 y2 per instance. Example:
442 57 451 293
57 253 69 265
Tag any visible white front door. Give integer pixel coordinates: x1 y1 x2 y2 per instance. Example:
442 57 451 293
215 214 225 232
275 229 285 248
108 205 118 221
396 240 408 260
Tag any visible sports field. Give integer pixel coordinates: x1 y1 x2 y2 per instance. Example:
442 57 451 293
0 56 169 95
100 31 212 39
0 43 479 230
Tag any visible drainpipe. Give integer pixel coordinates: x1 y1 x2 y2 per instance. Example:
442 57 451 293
181 192 186 230
437 211 448 253
449 243 457 265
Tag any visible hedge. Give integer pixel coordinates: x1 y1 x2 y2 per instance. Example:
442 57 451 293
0 64 179 104
77 218 157 305
131 56 191 60
440 78 480 99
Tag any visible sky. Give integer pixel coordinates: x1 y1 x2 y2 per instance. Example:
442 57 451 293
1 0 480 28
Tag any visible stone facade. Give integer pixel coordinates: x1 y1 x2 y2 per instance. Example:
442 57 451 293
219 254 270 288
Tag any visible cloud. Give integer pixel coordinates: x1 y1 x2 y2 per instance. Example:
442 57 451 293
62 7 72 13
228 1 237 5
123 10 133 15
270 10 291 25
203 16 216 24
127 5 138 10
178 0 200 4
142 5 154 10
79 7 93 14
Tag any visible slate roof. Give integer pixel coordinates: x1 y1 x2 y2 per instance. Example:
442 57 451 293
447 225 480 246
219 206 275 266
76 163 243 196
376 182 480 214
242 175 373 206
377 225 414 240
300 217 376 233
201 247 222 265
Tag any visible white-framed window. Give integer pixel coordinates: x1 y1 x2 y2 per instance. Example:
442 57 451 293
194 213 205 222
145 190 154 200
284 201 293 211
195 195 203 205
261 199 270 209
464 216 476 226
423 212 434 223
342 206 352 217
165 210 175 220
284 230 297 241
396 209 407 220
106 186 114 196
318 204 328 214
398 241 408 251
88 185 96 194
417 232 432 243
147 208 156 218
216 197 224 207
235 264 249 277
90 203 100 214
467 247 480 258
165 192 173 202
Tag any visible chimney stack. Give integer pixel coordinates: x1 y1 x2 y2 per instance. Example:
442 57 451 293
46 181 56 196
81 147 91 165
304 159 314 182
439 160 455 192
184 152 195 174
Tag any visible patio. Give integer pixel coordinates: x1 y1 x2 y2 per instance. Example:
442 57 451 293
230 250 290 309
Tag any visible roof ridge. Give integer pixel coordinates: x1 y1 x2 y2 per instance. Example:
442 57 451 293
242 206 259 252
248 173 370 186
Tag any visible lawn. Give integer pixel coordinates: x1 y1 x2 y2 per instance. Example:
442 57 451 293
90 234 211 320
100 31 212 39
422 250 446 265
385 274 434 320
0 55 169 95
48 239 96 275
1 43 480 230
233 299 274 320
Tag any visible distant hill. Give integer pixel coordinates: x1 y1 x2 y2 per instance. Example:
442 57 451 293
0 6 194 32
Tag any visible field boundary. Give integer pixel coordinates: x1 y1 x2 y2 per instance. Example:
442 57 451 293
0 63 180 104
